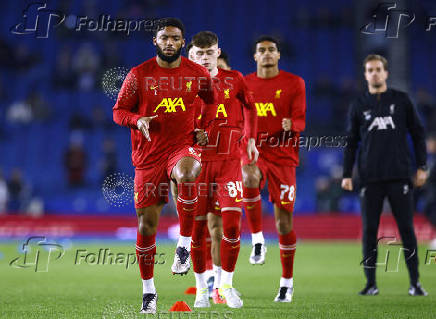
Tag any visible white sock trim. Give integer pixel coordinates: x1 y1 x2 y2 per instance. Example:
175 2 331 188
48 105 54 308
142 278 156 294
213 264 222 289
221 269 234 288
252 231 265 245
177 236 191 251
194 272 208 290
280 277 293 288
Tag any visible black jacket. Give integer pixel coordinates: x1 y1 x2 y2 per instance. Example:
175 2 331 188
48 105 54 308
343 88 426 184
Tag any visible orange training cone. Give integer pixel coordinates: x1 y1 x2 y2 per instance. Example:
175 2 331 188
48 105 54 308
169 301 192 312
184 287 196 295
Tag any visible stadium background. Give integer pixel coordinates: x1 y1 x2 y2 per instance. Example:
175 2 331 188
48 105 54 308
0 0 435 241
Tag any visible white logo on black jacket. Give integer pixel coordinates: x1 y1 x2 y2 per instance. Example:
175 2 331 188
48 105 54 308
368 116 396 131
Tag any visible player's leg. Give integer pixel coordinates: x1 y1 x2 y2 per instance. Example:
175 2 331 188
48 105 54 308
359 183 385 295
217 162 244 308
134 167 168 314
191 163 213 307
191 214 211 307
387 181 427 296
242 163 266 264
207 210 226 304
273 204 296 302
136 203 164 314
170 152 202 274
267 165 297 302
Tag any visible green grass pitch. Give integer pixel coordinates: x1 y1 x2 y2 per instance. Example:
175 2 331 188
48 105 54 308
0 240 435 318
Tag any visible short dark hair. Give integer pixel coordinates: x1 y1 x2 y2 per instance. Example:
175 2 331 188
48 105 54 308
154 17 185 37
254 36 280 53
363 54 388 71
218 51 230 66
191 31 218 48
186 41 193 55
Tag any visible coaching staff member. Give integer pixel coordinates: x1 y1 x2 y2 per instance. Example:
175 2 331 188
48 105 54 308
342 54 428 296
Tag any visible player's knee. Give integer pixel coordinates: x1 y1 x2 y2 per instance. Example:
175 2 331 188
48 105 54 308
242 165 260 188
175 165 200 183
242 173 260 188
174 158 201 183
138 219 157 236
223 225 239 239
276 219 292 235
209 224 222 242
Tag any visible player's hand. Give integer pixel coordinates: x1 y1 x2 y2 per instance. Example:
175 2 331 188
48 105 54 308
414 168 428 187
194 128 208 146
282 118 292 132
137 115 158 142
246 138 259 164
341 178 353 191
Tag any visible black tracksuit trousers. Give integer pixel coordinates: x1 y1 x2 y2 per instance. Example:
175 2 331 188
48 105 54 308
360 180 419 286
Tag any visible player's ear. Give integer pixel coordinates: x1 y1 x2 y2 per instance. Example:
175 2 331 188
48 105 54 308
278 51 280 61
152 37 157 46
217 47 221 57
181 38 185 48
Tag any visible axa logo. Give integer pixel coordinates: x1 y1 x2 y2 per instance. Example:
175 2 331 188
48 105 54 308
153 97 186 113
361 2 436 38
368 116 396 131
9 236 65 272
10 2 65 38
255 102 277 117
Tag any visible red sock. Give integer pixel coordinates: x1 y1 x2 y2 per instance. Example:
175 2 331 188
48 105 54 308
220 210 241 272
205 232 213 271
136 232 156 280
279 230 296 278
177 182 198 237
191 219 207 273
243 186 262 233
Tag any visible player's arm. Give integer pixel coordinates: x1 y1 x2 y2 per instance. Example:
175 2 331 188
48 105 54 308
197 70 218 129
342 101 360 191
113 69 157 141
405 94 428 186
237 73 259 163
193 97 209 146
283 77 306 133
113 69 142 128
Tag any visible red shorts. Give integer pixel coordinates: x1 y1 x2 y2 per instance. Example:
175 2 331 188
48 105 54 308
196 159 243 217
241 150 296 212
134 146 202 209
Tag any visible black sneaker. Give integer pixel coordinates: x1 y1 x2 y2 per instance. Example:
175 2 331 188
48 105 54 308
359 285 379 296
171 246 191 275
409 283 428 296
140 293 157 314
274 286 293 302
249 243 267 265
